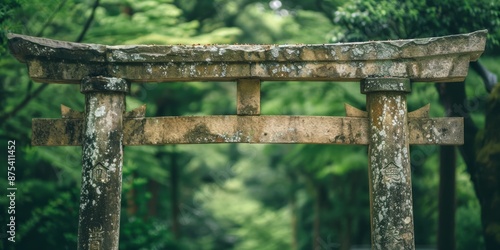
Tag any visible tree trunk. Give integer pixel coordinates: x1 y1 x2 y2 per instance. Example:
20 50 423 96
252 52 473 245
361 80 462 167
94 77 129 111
475 84 500 250
288 172 299 250
340 175 357 250
170 146 180 239
313 185 329 250
340 215 352 250
436 82 475 249
436 82 479 195
127 172 138 216
438 146 456 250
313 186 321 250
147 179 160 217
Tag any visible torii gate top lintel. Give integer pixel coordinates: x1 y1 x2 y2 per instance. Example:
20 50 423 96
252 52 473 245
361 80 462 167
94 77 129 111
7 30 487 83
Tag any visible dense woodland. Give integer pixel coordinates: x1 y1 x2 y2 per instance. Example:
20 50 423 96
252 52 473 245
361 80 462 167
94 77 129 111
1 0 500 249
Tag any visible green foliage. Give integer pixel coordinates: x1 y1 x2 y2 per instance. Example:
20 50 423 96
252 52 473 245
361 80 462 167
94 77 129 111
456 165 485 249
17 189 79 247
84 0 242 45
1 0 499 249
235 3 334 44
199 177 292 250
120 146 184 249
333 0 500 47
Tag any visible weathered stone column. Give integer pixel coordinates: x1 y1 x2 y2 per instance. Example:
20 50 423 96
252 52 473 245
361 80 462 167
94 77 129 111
361 78 415 249
78 76 128 250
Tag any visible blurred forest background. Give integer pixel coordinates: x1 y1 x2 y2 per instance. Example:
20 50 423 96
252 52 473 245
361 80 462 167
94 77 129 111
1 0 500 249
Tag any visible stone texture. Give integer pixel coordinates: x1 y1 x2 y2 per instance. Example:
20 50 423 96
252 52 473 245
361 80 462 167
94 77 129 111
81 76 129 92
61 104 83 119
237 79 260 115
363 78 414 249
78 77 127 250
8 30 486 83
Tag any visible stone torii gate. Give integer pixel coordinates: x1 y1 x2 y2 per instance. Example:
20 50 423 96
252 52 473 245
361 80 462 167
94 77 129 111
8 30 486 250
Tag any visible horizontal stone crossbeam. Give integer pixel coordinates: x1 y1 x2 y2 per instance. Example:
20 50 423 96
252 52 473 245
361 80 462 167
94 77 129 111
7 30 486 83
32 115 463 146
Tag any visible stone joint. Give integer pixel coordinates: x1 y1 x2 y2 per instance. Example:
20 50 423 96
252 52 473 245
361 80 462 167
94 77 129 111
361 78 411 94
81 76 129 93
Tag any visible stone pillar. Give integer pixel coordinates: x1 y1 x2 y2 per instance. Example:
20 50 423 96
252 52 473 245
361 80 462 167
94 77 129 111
361 78 415 249
78 76 128 250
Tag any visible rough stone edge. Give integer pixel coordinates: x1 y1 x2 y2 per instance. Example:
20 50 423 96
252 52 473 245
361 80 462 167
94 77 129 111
7 30 487 63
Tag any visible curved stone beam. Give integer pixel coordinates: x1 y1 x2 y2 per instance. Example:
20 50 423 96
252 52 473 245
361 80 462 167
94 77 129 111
8 30 486 83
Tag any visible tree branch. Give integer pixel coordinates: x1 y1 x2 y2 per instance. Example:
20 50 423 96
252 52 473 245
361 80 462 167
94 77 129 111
470 61 498 93
76 0 100 43
0 0 100 121
0 81 49 121
36 0 69 37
